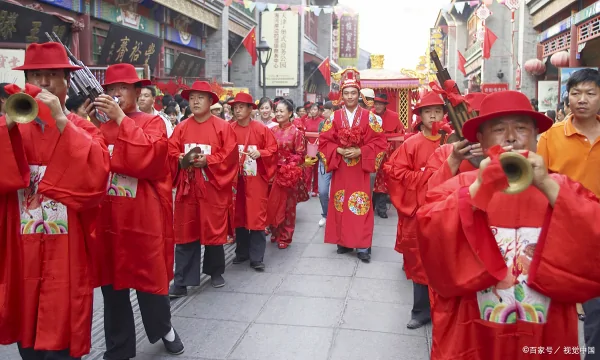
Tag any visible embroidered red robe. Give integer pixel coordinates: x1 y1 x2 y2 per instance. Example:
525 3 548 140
169 115 238 246
417 171 600 360
94 112 173 295
0 113 109 357
373 109 405 193
386 132 440 284
231 121 278 230
318 107 387 249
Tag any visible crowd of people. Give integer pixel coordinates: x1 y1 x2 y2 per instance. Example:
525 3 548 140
1 42 600 360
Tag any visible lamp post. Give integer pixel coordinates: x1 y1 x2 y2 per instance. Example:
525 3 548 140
256 37 272 99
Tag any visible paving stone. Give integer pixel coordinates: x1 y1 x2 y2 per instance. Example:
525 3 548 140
373 224 398 236
330 329 430 360
256 295 345 327
229 324 333 360
301 243 347 259
341 299 425 337
349 277 413 305
369 246 404 263
176 292 269 322
276 274 352 299
293 257 357 277
371 234 398 248
355 260 405 281
288 229 318 244
208 269 284 295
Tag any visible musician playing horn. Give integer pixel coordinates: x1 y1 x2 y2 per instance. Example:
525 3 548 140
0 42 110 359
86 63 184 358
417 90 600 360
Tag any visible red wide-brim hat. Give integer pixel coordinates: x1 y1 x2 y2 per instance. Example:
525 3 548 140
374 97 389 104
229 92 257 109
462 90 554 142
464 92 487 113
101 63 151 89
181 81 219 105
13 43 82 71
414 91 446 113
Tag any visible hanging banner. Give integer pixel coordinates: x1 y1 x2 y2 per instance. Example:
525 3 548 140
537 81 559 113
99 23 163 69
169 52 205 77
0 49 25 87
0 1 72 44
429 27 445 66
261 11 300 87
337 14 359 68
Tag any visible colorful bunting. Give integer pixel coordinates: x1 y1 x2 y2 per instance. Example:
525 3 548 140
223 0 360 17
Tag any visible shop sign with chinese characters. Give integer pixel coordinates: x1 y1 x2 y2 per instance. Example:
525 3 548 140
99 23 162 69
0 49 25 87
481 83 509 94
261 11 299 87
169 52 205 78
338 15 359 60
0 1 71 44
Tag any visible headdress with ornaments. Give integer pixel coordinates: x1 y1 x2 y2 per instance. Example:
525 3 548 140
338 68 361 104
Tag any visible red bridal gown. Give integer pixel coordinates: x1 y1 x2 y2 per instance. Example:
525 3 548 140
0 113 110 357
318 107 387 249
417 171 600 360
373 109 405 194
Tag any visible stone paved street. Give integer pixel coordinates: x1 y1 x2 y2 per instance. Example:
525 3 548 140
0 198 585 360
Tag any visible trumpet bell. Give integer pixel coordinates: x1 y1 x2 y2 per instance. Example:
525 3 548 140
499 152 533 195
5 93 39 124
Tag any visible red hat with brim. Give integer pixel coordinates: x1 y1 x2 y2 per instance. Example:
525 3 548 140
181 81 219 105
101 63 151 89
462 90 554 142
414 91 446 113
13 42 82 71
464 92 487 113
229 92 257 109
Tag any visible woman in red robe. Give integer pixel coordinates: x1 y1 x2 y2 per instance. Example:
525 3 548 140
417 91 600 360
318 69 387 262
168 81 239 294
303 103 324 196
268 99 307 249
229 93 278 269
0 43 110 359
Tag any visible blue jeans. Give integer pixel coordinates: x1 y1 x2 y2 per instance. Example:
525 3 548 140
318 160 332 218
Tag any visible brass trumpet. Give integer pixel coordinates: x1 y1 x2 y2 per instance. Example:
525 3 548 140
499 152 533 195
5 92 39 124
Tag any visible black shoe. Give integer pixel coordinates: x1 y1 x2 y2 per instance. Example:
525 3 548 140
250 261 265 270
162 328 185 355
406 318 430 330
357 252 371 262
168 284 187 298
378 211 388 218
211 275 225 288
233 256 248 264
337 245 353 254
579 313 586 321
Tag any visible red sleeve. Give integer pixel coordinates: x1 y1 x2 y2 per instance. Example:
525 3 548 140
318 117 342 172
528 175 600 303
426 144 454 190
294 127 307 160
204 121 239 190
167 124 183 185
360 113 387 173
0 118 30 193
111 115 168 181
257 127 279 182
37 120 110 211
416 178 508 298
384 147 403 210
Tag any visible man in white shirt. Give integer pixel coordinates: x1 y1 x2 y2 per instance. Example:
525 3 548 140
138 85 174 137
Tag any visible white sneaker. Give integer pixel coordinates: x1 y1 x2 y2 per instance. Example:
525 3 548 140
318 218 326 227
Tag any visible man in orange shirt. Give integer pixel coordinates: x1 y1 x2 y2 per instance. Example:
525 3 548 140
537 68 600 360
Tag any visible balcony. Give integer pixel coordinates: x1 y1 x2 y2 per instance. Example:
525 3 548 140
465 40 482 61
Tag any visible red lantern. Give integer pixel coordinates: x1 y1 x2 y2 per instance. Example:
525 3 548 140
524 59 546 76
550 51 570 68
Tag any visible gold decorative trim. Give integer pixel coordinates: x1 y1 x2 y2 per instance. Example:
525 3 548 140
153 0 220 29
229 20 249 37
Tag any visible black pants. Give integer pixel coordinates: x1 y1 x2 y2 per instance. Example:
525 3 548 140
17 344 78 360
373 192 388 214
584 298 600 360
411 282 431 322
235 228 267 263
174 242 225 287
101 285 172 360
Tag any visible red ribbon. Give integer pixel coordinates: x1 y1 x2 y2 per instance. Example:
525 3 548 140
471 145 510 210
3 83 54 126
431 120 454 136
429 80 468 108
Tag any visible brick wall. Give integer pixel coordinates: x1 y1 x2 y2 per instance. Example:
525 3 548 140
205 7 229 82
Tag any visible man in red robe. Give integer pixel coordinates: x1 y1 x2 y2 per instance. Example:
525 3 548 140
417 90 600 360
319 69 387 262
372 93 405 218
229 93 278 270
88 63 184 358
168 81 238 295
0 42 110 359
385 91 446 329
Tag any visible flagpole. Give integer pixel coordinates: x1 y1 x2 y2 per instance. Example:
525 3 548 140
304 66 322 82
225 26 255 68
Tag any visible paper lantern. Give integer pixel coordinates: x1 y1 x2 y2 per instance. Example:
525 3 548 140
550 51 570 68
524 59 546 76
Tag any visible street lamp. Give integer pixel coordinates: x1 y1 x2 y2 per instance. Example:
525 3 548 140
256 37 272 99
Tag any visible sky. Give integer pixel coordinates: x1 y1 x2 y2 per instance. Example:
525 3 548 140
337 0 449 70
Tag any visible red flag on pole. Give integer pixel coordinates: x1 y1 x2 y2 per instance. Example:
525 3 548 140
482 26 498 60
242 27 258 66
317 57 331 86
457 50 467 76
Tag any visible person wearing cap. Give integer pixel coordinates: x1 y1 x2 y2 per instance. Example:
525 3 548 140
168 81 239 295
416 90 600 360
0 42 110 359
359 88 375 109
318 69 387 262
229 92 278 269
371 93 405 219
386 90 448 329
210 102 223 118
86 63 184 358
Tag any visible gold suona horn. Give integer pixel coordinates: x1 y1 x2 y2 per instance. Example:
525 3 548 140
5 92 39 124
499 152 533 195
